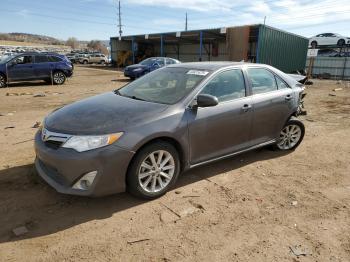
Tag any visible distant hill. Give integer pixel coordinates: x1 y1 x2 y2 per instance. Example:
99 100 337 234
0 33 64 46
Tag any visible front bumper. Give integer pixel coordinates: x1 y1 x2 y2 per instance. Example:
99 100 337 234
34 131 134 197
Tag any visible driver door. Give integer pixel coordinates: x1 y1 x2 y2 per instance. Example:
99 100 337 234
187 69 253 164
7 55 35 81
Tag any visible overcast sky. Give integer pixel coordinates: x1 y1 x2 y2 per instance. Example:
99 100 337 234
1 0 349 40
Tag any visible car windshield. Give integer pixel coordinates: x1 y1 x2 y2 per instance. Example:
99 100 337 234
118 67 210 104
140 58 160 66
0 55 15 64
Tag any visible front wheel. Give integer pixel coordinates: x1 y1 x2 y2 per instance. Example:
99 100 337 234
127 142 180 199
275 119 305 150
52 71 66 85
0 74 6 88
311 41 317 48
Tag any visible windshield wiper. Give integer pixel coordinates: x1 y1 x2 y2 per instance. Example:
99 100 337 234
114 90 147 102
130 95 147 101
114 89 122 95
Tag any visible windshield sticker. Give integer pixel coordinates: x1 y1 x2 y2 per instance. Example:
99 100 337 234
187 70 209 76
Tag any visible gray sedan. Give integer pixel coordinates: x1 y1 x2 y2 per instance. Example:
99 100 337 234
34 62 305 199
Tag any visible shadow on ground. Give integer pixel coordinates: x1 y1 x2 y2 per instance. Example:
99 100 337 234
4 81 51 89
111 79 130 83
0 148 290 243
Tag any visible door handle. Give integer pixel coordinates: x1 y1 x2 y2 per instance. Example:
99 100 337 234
285 95 292 101
242 104 252 112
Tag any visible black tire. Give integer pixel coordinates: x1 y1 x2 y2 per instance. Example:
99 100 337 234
0 74 6 88
52 71 66 85
83 60 88 65
274 118 305 151
100 60 105 65
337 39 345 46
126 141 181 199
311 41 317 48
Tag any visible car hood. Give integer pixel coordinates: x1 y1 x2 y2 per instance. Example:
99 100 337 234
288 74 307 84
44 92 169 135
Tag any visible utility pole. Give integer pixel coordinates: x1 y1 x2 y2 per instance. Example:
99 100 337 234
263 16 266 25
185 12 188 31
118 0 123 39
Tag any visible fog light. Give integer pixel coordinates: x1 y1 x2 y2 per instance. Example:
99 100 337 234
72 171 97 190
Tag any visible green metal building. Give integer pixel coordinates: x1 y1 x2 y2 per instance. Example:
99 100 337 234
110 24 308 73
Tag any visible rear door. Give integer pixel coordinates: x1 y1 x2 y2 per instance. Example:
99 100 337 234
246 67 294 145
34 55 52 79
7 55 35 81
187 69 253 164
91 55 99 63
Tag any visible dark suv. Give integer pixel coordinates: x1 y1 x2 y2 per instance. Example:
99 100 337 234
0 52 73 88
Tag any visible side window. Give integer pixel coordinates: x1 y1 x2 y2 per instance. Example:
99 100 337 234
166 58 175 65
15 55 33 64
200 69 246 102
35 55 49 63
247 68 278 95
155 58 165 66
48 56 62 62
275 76 289 89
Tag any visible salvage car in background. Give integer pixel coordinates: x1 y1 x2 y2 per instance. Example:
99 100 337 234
35 62 305 199
309 33 350 47
79 54 108 64
0 52 73 87
124 57 180 79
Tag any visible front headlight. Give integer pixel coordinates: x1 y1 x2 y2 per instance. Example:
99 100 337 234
62 132 123 152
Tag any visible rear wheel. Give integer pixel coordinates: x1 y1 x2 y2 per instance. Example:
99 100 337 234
275 119 305 150
127 142 180 199
83 60 88 64
52 71 66 85
0 74 6 88
337 39 345 46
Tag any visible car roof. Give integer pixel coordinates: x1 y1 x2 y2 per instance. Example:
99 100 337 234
11 52 62 56
167 61 249 70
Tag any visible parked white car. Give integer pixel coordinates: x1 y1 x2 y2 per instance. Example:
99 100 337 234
309 33 350 47
79 54 108 64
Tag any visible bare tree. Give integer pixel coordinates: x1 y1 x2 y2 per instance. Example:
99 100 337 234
66 37 79 49
87 40 108 55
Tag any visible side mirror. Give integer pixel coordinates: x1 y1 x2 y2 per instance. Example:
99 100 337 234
196 94 219 108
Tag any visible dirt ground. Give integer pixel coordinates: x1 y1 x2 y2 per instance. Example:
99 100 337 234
0 66 349 262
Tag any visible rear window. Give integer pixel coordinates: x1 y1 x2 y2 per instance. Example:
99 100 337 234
48 56 62 62
35 55 49 63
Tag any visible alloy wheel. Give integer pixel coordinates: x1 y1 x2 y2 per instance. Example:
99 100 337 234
0 75 5 88
138 150 175 193
277 124 302 150
53 72 65 84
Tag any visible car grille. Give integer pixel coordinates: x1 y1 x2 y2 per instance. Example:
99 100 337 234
41 128 71 150
44 140 64 150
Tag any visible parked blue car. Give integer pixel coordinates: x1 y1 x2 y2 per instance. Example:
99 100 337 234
0 52 73 88
124 57 180 79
